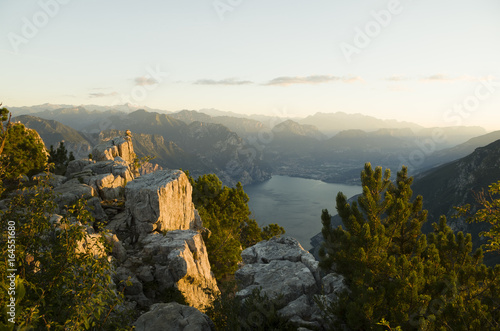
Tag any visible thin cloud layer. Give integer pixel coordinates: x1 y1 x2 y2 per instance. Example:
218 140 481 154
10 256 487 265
385 75 410 82
135 76 159 86
88 92 119 98
194 78 253 85
420 74 495 82
265 75 363 86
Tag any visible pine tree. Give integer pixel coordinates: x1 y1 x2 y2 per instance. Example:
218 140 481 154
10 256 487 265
48 141 72 175
188 173 284 280
319 163 500 330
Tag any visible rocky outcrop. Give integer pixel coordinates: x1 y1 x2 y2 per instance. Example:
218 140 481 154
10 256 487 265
133 302 215 331
92 135 136 164
6 133 221 328
65 159 94 178
115 230 219 311
53 182 96 208
105 168 219 311
31 172 66 187
235 237 346 329
65 153 135 203
124 170 202 240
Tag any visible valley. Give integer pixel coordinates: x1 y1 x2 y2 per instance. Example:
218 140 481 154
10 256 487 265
10 104 500 258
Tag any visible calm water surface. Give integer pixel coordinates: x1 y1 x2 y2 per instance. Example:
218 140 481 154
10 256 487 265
244 176 361 250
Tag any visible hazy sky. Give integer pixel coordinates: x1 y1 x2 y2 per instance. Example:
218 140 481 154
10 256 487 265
1 0 499 130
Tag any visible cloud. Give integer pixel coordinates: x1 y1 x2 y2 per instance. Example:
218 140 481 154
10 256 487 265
264 75 363 86
194 78 253 85
135 76 159 86
420 74 495 82
385 75 410 82
88 92 119 98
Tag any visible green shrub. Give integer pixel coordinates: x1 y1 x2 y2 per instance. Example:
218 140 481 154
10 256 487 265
0 177 131 330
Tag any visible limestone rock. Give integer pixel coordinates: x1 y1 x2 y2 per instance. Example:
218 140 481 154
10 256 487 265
236 236 347 330
103 233 128 263
278 294 313 320
86 197 107 223
92 136 135 164
236 259 317 303
83 159 134 183
321 273 346 301
125 170 199 240
66 159 95 178
53 182 95 208
88 173 126 200
139 162 163 176
241 236 320 282
133 302 215 331
120 230 219 311
31 172 66 188
115 267 150 307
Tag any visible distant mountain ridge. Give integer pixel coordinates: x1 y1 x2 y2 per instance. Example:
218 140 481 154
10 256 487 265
299 111 425 136
7 104 494 186
81 109 271 186
8 103 169 116
412 138 500 265
13 115 93 158
168 110 267 138
419 130 500 170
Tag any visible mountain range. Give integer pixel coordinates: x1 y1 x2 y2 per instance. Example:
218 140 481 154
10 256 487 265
9 104 498 186
9 103 500 265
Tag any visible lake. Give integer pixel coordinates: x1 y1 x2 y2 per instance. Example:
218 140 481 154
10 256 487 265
244 176 362 250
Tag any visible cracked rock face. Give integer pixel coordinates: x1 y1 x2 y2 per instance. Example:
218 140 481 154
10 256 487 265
92 136 136 164
235 236 346 330
125 170 201 240
116 230 219 311
236 237 319 303
236 259 317 303
133 302 215 331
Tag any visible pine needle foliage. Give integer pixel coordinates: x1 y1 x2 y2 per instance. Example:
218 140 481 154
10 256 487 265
319 163 500 330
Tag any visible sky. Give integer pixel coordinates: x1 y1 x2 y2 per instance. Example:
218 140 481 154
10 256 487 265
1 0 499 130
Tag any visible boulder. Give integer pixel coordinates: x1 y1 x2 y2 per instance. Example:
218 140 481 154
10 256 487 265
133 302 215 331
31 172 66 188
125 170 201 240
120 230 219 311
87 173 126 201
235 236 347 330
86 197 107 223
83 159 134 183
236 259 317 303
241 236 321 282
92 136 135 164
115 267 150 307
66 159 95 178
53 182 95 208
105 233 127 263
